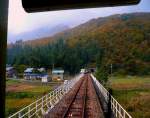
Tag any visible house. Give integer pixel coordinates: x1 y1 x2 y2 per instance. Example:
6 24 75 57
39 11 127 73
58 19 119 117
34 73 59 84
80 68 85 73
52 69 64 81
24 68 33 79
24 68 48 80
6 67 17 78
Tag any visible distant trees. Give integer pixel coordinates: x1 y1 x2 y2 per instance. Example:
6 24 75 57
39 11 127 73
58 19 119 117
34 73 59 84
14 64 27 74
7 39 102 75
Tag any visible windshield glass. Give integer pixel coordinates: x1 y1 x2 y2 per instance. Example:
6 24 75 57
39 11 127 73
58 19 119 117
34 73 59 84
6 0 150 117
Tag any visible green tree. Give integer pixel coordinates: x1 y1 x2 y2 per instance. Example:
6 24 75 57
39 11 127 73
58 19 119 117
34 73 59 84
95 49 108 85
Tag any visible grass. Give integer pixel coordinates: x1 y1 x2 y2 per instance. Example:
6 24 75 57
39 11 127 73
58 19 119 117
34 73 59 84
6 98 35 117
6 79 21 85
107 75 150 118
5 79 58 117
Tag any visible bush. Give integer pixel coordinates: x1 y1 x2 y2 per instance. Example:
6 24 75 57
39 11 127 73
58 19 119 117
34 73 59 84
113 69 127 76
6 92 34 99
14 65 27 73
5 107 18 117
127 106 134 112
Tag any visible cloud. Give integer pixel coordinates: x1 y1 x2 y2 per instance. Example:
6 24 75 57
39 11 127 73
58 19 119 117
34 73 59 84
8 0 27 34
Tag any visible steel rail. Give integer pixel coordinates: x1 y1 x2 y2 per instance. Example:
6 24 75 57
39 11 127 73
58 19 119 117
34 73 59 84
62 77 86 118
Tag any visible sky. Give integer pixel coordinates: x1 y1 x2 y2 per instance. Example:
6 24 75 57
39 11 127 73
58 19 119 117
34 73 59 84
8 0 150 43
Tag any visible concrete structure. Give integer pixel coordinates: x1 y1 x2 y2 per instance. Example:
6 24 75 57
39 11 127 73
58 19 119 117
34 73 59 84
41 75 51 83
52 69 64 81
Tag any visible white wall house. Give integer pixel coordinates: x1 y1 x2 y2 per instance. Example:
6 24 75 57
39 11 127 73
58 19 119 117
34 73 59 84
24 68 34 79
52 69 64 81
24 68 48 81
41 75 50 83
80 68 85 73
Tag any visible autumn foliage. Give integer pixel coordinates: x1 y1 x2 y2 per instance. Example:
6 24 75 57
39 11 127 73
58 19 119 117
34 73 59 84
7 12 150 75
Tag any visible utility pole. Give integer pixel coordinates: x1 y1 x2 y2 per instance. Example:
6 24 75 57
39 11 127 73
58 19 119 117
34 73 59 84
52 63 54 70
110 64 113 75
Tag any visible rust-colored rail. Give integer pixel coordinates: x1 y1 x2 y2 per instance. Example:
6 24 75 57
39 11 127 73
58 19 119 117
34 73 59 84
85 74 104 118
63 75 88 118
44 74 104 118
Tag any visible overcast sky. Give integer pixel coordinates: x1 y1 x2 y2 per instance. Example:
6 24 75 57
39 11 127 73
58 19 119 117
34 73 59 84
8 0 150 43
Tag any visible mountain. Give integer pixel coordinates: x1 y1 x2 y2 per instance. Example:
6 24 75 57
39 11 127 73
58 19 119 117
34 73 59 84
15 12 150 46
7 12 150 75
8 24 69 43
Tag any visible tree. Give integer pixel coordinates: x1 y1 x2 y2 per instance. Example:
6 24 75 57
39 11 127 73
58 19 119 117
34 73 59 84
95 49 108 85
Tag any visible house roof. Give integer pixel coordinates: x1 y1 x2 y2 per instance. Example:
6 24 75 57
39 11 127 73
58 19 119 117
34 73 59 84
6 64 11 68
52 69 64 74
6 67 14 71
38 68 45 72
24 68 34 73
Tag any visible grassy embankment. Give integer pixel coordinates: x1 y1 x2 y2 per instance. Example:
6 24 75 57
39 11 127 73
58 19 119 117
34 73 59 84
107 75 150 118
5 79 60 117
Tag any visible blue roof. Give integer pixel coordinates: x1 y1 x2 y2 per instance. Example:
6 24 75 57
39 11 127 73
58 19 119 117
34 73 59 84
6 67 14 71
52 69 64 74
24 68 34 73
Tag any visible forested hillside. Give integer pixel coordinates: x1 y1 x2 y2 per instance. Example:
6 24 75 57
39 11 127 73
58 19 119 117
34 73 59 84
7 12 150 75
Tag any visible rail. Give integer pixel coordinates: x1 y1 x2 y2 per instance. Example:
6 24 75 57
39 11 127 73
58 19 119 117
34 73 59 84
91 74 132 118
63 77 87 117
8 74 83 118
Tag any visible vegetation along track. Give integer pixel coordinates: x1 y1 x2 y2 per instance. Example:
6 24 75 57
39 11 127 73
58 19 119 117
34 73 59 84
44 74 104 118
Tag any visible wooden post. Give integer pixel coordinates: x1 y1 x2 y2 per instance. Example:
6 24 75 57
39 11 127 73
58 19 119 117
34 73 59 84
0 0 9 117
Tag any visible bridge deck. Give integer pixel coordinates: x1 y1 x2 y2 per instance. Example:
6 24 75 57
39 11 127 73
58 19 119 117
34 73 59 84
44 74 104 118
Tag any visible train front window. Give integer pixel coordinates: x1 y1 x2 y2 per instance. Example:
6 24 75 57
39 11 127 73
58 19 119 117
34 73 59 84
6 0 150 117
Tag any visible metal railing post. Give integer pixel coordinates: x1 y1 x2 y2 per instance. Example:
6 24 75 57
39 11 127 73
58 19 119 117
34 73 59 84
116 100 118 117
36 101 38 112
18 112 21 118
42 97 44 108
119 105 121 117
123 111 126 118
28 106 30 117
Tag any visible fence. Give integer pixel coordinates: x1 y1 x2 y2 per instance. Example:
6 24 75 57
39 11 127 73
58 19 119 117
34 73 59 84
91 74 132 118
8 74 83 118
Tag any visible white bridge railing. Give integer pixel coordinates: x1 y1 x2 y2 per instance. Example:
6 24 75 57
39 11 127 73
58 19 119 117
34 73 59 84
8 74 83 118
91 74 132 118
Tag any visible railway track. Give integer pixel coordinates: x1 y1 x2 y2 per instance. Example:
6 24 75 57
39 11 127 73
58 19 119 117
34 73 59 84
44 74 104 118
